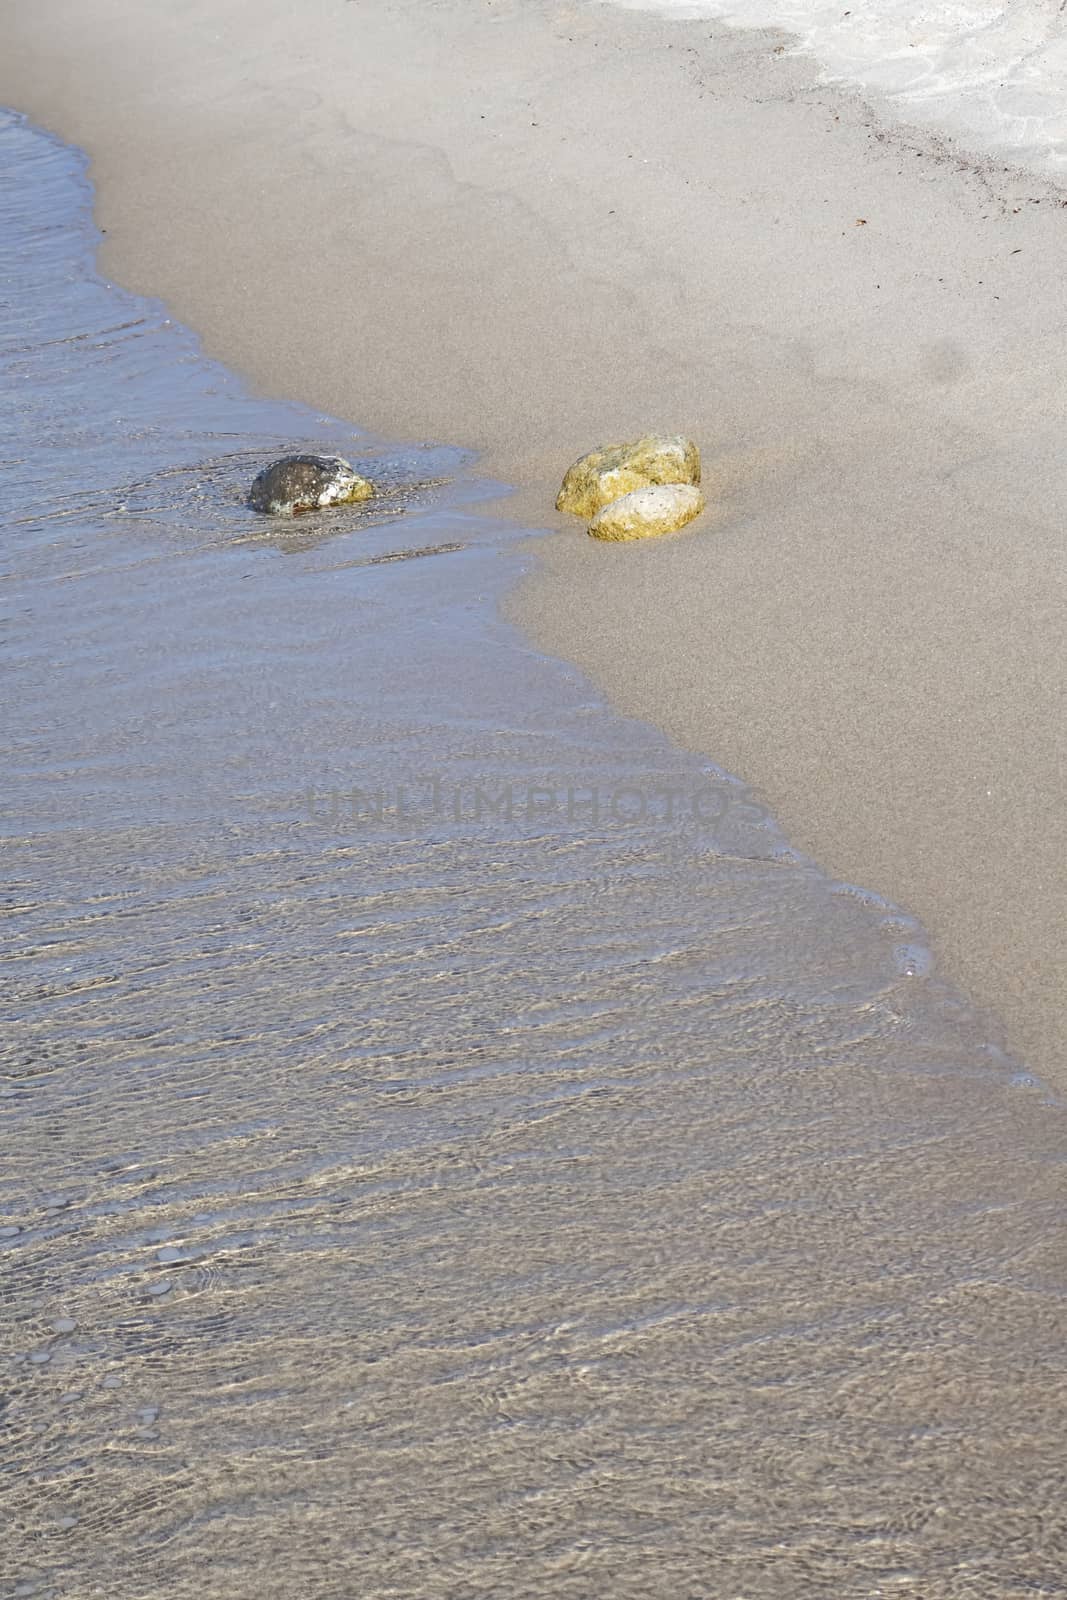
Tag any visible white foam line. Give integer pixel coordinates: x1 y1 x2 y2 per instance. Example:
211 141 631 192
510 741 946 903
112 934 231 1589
606 0 1067 173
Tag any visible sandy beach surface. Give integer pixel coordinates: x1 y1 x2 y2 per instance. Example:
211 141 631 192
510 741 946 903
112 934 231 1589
2 0 1065 1083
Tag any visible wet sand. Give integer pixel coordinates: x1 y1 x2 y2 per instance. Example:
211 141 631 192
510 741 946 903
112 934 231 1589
1 0 1064 1082
4 0 1064 1086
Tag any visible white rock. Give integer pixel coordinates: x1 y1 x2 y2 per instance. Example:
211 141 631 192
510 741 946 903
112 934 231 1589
588 482 706 542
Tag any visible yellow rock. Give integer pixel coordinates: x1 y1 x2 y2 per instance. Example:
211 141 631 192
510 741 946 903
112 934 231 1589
556 434 701 518
589 483 706 542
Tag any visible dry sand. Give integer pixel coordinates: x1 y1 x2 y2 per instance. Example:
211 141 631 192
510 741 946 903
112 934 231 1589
2 0 1064 1080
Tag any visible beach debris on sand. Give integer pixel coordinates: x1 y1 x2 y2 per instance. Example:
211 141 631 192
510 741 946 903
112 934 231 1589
249 453 374 516
556 433 701 521
589 482 706 543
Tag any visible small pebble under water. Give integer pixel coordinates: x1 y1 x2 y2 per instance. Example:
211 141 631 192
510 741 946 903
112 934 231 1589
1 108 1065 1600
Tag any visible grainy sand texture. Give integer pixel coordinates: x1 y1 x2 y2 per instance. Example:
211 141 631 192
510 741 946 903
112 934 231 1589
2 0 1064 1081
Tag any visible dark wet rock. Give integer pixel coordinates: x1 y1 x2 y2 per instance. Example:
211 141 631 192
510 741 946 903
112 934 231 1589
249 454 374 516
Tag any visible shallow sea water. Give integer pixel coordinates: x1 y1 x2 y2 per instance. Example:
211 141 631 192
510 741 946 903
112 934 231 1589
1 110 1065 1599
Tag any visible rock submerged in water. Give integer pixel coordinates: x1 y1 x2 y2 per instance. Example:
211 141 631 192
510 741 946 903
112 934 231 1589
589 482 706 542
249 454 374 516
556 434 701 519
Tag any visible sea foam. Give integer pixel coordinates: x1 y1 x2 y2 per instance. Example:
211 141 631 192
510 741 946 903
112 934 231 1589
608 0 1067 173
